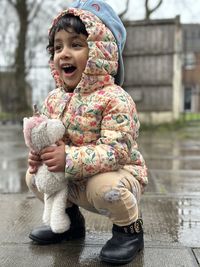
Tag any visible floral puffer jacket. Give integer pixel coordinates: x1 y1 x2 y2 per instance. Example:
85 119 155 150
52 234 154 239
42 8 148 187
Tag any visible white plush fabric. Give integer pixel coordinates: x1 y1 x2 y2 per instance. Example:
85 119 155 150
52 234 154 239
23 115 70 233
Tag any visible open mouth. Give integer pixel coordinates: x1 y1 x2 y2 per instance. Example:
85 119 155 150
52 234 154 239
62 65 76 74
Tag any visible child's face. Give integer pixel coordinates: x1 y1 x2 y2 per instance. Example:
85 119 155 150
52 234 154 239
53 29 89 91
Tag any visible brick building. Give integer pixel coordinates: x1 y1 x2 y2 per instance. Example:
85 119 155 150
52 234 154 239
182 24 200 112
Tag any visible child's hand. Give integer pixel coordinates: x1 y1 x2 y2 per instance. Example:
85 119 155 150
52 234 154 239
40 140 65 172
28 150 42 174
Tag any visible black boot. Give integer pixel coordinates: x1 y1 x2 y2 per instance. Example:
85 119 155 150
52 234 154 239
100 219 144 265
29 205 85 244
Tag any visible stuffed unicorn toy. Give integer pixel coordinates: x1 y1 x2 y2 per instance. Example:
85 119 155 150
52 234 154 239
23 105 70 233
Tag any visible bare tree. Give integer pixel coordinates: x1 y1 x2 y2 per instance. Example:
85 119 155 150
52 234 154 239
119 0 130 19
2 0 72 113
6 0 44 112
0 3 14 66
145 0 163 20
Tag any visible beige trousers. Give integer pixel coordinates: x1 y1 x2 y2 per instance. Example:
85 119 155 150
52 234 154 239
26 168 142 226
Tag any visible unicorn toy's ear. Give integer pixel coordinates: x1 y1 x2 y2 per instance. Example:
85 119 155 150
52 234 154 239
33 104 40 117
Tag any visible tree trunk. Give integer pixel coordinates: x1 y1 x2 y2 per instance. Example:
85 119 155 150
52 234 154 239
13 0 29 112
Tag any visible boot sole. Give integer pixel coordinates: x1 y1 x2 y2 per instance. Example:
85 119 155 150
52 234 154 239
99 245 144 265
29 228 85 245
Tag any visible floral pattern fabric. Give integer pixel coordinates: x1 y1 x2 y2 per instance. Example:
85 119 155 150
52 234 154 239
42 8 148 187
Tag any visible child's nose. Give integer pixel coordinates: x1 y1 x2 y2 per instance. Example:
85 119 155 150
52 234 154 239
60 46 71 58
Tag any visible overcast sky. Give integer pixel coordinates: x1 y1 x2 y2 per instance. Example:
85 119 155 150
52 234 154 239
106 0 200 23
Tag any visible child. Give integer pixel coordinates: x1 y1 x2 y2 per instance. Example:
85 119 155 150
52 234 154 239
26 0 148 264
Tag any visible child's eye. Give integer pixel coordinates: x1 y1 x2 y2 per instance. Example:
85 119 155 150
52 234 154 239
54 44 62 52
72 42 83 48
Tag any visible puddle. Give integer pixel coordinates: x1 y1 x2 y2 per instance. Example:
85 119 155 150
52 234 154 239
0 123 200 247
140 123 200 247
0 125 28 193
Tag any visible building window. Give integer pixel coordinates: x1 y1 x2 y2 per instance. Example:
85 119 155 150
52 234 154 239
184 87 192 111
184 52 196 70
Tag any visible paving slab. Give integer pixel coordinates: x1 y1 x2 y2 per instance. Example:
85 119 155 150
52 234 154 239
149 169 200 196
0 244 198 267
1 124 200 266
193 249 200 266
1 193 200 247
0 193 200 266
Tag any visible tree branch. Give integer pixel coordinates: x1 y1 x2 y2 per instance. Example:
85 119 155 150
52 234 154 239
151 0 163 14
28 0 44 23
119 0 130 19
145 0 163 20
145 0 149 12
7 0 16 8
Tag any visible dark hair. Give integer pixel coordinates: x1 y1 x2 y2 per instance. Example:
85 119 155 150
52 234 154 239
47 14 88 60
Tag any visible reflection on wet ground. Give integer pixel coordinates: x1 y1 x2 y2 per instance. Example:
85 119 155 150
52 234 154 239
0 125 28 193
138 122 200 248
0 122 200 264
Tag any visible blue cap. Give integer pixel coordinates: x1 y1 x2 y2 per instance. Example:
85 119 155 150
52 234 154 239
70 0 126 86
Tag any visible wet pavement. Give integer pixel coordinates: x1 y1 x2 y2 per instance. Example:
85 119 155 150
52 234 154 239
0 122 200 266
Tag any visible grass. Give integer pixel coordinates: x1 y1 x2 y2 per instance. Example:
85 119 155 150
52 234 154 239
141 119 185 132
181 112 200 121
0 110 32 122
140 113 200 140
140 113 200 135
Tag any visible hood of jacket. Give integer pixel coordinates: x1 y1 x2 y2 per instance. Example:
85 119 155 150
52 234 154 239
49 8 119 94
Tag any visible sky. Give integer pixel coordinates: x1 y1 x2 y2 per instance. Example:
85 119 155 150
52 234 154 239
1 0 200 104
106 0 200 24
